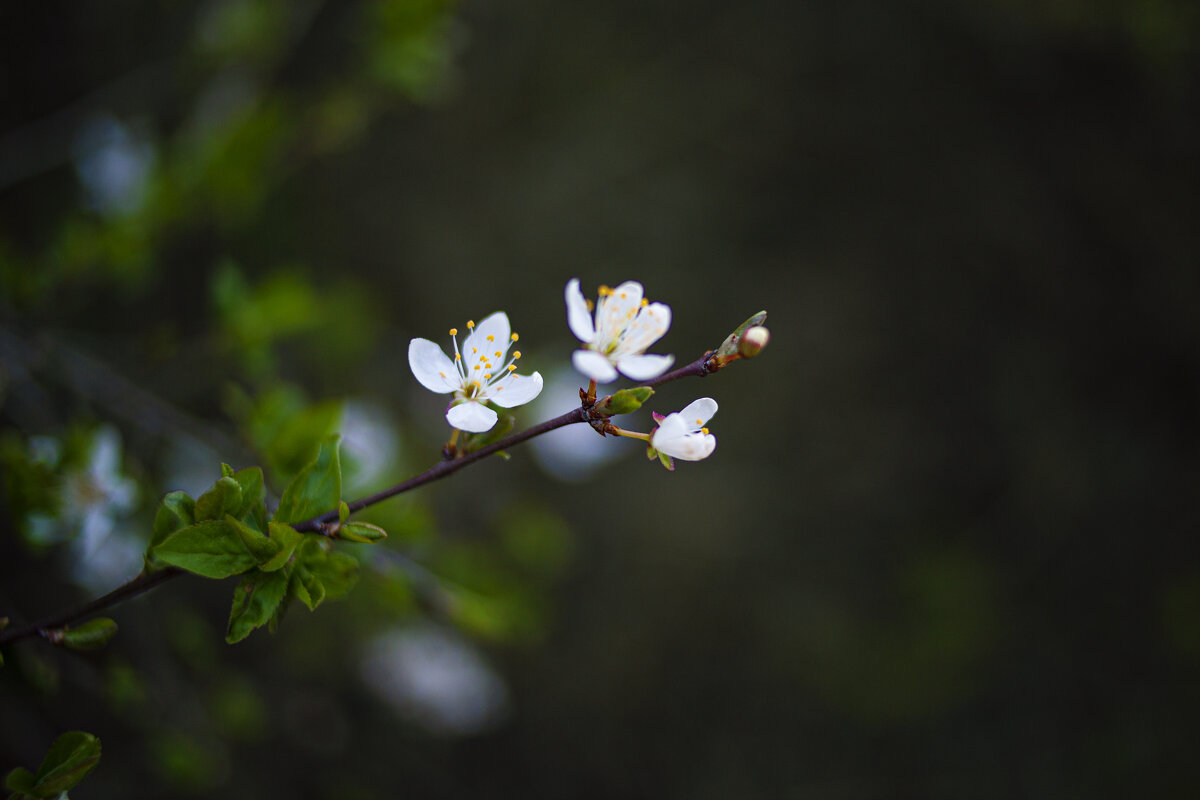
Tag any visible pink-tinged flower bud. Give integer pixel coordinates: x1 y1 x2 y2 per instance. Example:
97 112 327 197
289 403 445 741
737 326 770 358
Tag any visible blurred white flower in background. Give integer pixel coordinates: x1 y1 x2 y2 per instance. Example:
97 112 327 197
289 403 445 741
71 114 155 217
361 625 509 736
339 399 400 491
530 368 633 482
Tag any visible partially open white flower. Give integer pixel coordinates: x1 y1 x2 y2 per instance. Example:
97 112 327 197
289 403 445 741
565 278 673 383
408 312 543 433
650 398 718 463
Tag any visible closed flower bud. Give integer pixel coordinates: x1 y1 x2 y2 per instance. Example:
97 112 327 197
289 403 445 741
737 326 770 358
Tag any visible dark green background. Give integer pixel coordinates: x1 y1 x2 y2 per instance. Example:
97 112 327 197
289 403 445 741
2 0 1199 797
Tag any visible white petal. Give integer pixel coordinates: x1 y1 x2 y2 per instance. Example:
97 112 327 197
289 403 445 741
489 371 544 408
565 279 595 343
446 401 498 433
462 312 512 369
571 349 619 383
594 280 644 342
408 338 459 393
615 302 672 355
651 412 689 444
653 431 717 461
615 353 674 381
677 397 718 428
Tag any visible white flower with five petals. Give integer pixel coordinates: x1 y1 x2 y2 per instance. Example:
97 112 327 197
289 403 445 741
565 278 673 383
649 398 718 464
408 312 544 433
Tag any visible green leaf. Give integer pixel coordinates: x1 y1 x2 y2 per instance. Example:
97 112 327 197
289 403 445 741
273 435 341 526
596 386 654 415
260 521 303 572
339 521 387 543
225 515 281 565
226 569 289 643
60 618 119 651
337 500 349 525
290 564 324 611
220 462 235 478
194 476 243 522
31 731 101 796
151 520 258 579
714 310 768 358
5 767 34 794
149 491 195 550
309 551 359 600
230 466 265 520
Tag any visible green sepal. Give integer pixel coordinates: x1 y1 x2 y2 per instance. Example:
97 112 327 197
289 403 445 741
273 435 341 526
595 386 654 416
339 521 387 543
225 515 282 565
226 569 289 643
194 476 243 522
59 618 119 651
260 521 303 571
462 410 514 453
230 466 265 521
149 491 196 551
646 444 674 471
26 731 101 797
4 767 34 794
220 462 235 479
150 520 258 579
714 310 768 358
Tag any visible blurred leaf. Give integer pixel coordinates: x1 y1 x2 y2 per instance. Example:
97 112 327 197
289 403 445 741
227 569 289 643
4 767 35 794
31 731 101 796
274 434 341 526
59 618 119 652
151 520 258 579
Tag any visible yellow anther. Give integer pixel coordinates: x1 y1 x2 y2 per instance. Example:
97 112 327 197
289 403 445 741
507 364 516 371
494 350 502 357
701 427 709 435
449 328 458 336
696 419 703 425
439 372 446 378
454 353 461 361
512 351 521 359
474 365 481 371
620 292 627 299
586 299 594 312
467 320 475 328
511 333 519 342
640 298 648 307
484 373 491 380
472 347 477 353
487 334 495 342
598 285 611 295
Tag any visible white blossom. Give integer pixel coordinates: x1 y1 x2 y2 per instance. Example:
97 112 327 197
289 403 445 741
408 312 543 433
565 278 673 383
650 398 718 463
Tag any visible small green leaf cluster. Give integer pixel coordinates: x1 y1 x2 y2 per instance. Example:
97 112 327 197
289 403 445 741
5 731 100 800
146 436 384 644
